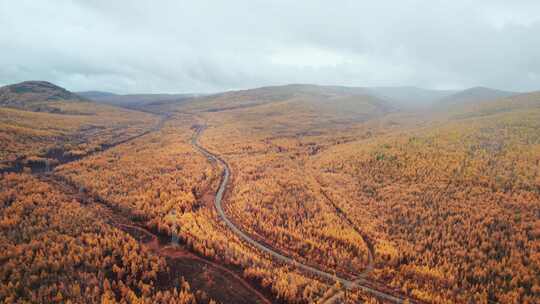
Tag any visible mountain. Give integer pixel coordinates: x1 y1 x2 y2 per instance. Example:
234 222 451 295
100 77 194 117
81 92 196 107
436 86 516 107
77 91 117 99
0 81 87 112
352 86 518 110
183 84 394 127
365 86 457 109
190 84 384 107
204 84 458 110
447 90 540 119
188 84 368 108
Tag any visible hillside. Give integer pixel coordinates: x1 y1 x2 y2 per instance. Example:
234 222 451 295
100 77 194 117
164 87 540 302
309 89 540 302
76 90 117 99
0 81 160 172
366 86 457 109
455 90 539 114
79 91 196 108
183 84 393 128
436 86 516 107
0 173 210 304
0 81 87 113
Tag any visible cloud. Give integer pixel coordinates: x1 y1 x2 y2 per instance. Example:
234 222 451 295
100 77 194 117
0 0 539 93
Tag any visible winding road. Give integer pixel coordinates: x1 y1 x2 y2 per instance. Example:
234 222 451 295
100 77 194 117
191 125 417 304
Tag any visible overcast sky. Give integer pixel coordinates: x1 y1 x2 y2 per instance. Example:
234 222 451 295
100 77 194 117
1 0 539 94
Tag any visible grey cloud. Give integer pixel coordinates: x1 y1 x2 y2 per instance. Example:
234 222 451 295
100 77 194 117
1 0 539 93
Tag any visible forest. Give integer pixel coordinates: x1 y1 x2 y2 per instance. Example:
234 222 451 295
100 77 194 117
0 101 158 172
0 173 206 304
55 113 338 304
312 108 540 302
1 81 539 304
174 90 540 303
5 0 540 302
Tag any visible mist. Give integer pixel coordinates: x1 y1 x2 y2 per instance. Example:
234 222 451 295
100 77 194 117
1 0 539 93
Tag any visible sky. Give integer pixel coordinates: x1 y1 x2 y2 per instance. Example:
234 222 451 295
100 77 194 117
1 0 539 94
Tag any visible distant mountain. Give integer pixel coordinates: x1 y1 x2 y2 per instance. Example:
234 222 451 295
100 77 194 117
81 92 196 107
194 84 379 107
185 83 393 123
77 91 117 99
0 81 87 112
448 90 540 119
233 84 457 109
0 81 85 104
437 87 516 106
366 86 457 109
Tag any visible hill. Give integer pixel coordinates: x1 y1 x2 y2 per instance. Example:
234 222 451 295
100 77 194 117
184 84 393 126
436 86 516 107
366 86 457 109
443 90 540 120
76 90 117 99
0 81 160 171
79 91 196 108
309 89 540 302
189 84 509 113
0 81 87 112
174 85 540 302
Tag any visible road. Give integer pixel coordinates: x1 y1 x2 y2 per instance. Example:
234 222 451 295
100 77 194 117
191 125 416 304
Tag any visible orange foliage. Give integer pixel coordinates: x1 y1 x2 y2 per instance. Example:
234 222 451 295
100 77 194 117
0 173 206 303
55 114 329 303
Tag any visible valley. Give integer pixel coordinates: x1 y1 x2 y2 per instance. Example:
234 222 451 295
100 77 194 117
1 81 539 304
4 1 540 303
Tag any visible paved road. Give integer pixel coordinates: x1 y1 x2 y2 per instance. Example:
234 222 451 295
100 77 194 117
191 125 414 304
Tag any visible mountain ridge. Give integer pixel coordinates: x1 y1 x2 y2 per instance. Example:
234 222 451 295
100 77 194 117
437 86 517 106
0 81 87 112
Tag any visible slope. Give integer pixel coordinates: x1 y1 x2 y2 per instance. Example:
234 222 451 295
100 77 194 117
0 81 88 113
310 90 540 303
436 86 516 107
0 81 160 171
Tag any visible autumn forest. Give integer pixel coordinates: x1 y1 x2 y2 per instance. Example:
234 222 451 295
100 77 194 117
1 79 539 304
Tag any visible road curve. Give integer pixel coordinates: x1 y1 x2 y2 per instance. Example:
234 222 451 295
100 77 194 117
191 125 412 304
